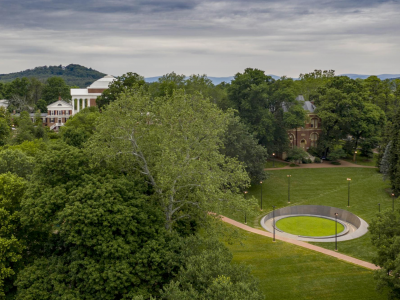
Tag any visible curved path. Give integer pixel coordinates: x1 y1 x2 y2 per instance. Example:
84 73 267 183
221 215 380 270
265 159 377 171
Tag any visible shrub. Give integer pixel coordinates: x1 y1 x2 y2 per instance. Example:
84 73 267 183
314 157 321 163
307 158 312 163
327 148 346 161
287 147 308 163
302 157 308 164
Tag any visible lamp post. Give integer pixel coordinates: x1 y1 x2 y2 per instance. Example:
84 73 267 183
379 203 381 239
354 151 358 163
335 213 338 251
392 193 395 211
244 191 248 224
273 205 276 242
272 153 276 167
287 175 291 203
347 178 351 207
260 181 263 211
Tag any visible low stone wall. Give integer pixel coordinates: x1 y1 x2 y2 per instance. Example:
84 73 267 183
264 205 361 228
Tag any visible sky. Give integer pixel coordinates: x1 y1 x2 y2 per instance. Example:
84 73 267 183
0 0 399 78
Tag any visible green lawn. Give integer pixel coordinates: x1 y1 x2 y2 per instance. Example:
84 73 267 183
276 216 345 237
265 159 288 168
222 167 392 262
341 153 378 167
226 228 387 300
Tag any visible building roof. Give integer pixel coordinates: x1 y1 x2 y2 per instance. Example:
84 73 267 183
70 89 89 96
88 75 115 89
47 99 73 109
296 95 316 113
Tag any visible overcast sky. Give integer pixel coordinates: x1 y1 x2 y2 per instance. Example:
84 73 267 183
0 0 399 77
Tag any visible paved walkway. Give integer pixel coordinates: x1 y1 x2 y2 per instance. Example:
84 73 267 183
265 159 377 171
221 215 380 270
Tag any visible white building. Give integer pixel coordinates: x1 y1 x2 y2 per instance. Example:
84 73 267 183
45 98 73 130
0 99 8 109
70 75 115 115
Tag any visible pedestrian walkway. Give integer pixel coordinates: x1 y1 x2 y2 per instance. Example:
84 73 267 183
265 159 377 171
221 215 380 270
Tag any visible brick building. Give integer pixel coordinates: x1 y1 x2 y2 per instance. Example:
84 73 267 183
282 95 322 159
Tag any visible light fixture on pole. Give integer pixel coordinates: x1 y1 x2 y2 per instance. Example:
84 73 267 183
347 178 351 207
335 213 338 251
354 151 358 163
287 175 291 203
260 181 263 211
272 153 276 167
379 203 381 239
273 205 276 242
392 193 395 211
244 191 248 224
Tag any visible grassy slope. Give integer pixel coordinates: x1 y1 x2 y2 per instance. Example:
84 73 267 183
276 216 345 237
226 228 387 300
265 160 288 168
223 167 391 262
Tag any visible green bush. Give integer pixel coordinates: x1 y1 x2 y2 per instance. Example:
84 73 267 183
307 158 312 163
314 157 321 163
302 158 308 164
327 148 346 161
286 147 308 163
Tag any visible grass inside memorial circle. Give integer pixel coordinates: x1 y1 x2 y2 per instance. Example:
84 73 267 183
276 216 345 237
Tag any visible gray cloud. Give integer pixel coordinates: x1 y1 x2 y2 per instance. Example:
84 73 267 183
0 0 399 77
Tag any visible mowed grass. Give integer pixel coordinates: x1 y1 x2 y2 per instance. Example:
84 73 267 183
222 167 392 262
226 228 387 300
341 153 378 167
265 159 288 168
276 216 345 237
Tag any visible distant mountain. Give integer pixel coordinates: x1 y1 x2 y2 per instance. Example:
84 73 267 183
340 74 400 80
0 64 106 88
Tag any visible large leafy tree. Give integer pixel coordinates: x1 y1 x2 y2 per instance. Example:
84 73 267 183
41 77 71 104
296 69 335 101
60 106 100 148
160 236 264 300
227 69 305 152
221 116 268 183
17 143 181 299
0 173 27 299
315 76 385 156
96 72 146 108
88 88 252 230
369 209 400 299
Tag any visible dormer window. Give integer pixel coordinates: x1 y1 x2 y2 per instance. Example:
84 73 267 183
311 118 318 128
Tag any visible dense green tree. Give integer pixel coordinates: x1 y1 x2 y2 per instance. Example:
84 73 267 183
160 235 263 300
60 107 100 148
89 87 253 230
0 119 10 146
227 69 305 153
17 173 181 299
387 109 400 196
296 69 335 101
41 77 71 105
0 149 34 179
0 173 27 299
149 72 186 97
221 116 268 183
369 209 400 299
96 72 146 108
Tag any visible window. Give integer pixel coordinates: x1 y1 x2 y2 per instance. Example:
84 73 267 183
289 134 295 149
311 118 318 128
310 133 318 147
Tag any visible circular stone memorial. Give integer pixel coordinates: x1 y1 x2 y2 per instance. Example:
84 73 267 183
260 205 369 242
